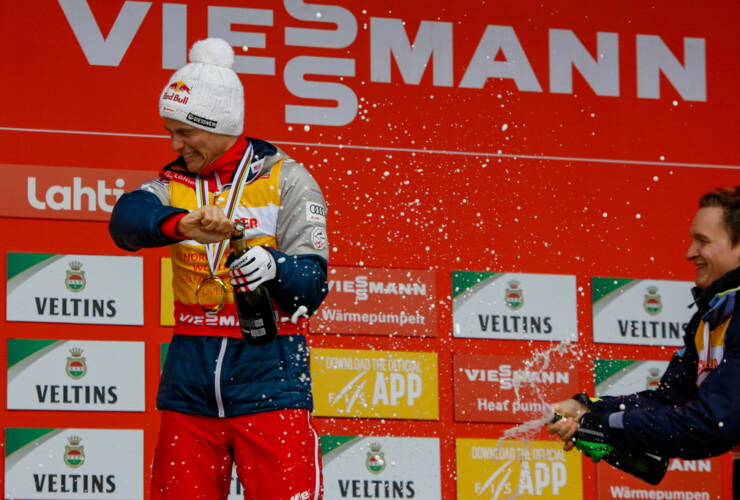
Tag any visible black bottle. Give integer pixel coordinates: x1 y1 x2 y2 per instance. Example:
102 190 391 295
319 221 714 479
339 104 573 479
230 221 279 345
552 412 669 485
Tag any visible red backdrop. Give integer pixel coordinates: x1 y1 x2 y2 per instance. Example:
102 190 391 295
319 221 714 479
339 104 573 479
1 0 738 498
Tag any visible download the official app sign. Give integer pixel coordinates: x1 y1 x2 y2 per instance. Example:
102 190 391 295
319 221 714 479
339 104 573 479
311 348 439 419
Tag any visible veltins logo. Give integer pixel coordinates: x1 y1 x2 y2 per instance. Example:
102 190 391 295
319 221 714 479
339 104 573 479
644 286 662 315
647 367 661 390
366 443 386 474
64 435 85 468
66 348 87 379
505 280 523 310
65 261 86 292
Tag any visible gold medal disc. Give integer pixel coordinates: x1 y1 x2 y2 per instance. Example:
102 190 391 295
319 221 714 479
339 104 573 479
195 276 227 313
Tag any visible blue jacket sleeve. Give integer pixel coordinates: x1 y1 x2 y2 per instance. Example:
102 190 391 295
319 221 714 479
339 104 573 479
109 190 188 251
589 344 699 414
265 248 328 317
594 313 740 459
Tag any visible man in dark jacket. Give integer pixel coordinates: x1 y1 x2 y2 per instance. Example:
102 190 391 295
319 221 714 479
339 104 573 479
548 186 740 497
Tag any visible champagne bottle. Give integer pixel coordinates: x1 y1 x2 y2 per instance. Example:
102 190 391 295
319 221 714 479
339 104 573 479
230 221 279 345
551 412 669 485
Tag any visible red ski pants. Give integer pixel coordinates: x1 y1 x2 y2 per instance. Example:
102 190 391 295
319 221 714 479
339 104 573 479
151 409 323 500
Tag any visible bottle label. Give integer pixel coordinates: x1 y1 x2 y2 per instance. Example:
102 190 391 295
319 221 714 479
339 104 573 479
242 317 265 329
244 328 266 338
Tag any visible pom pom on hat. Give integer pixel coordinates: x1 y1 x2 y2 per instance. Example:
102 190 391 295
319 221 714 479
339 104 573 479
189 38 235 68
159 38 244 136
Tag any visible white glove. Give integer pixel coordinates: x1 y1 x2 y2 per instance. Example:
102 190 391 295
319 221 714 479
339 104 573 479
228 246 277 292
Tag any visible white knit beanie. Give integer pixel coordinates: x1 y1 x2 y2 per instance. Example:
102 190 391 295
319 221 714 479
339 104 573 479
159 38 244 136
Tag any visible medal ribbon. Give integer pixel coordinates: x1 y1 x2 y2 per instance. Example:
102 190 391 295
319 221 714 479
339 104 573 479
195 142 256 277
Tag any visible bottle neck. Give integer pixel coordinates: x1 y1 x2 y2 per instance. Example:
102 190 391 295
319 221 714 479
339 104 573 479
231 236 248 256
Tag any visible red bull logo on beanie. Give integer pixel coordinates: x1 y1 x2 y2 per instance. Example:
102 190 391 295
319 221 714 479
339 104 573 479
168 80 191 94
163 80 190 104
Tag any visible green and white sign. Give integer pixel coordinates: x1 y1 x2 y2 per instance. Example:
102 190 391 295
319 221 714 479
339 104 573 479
594 359 670 397
6 253 143 325
321 436 441 500
5 428 143 499
452 271 577 341
592 277 692 346
7 339 145 411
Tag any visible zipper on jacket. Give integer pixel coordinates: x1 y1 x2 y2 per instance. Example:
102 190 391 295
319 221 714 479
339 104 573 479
214 338 228 418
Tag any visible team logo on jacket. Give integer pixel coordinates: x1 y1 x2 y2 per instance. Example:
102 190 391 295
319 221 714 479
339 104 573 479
249 159 264 177
306 201 327 224
505 280 523 310
643 286 662 315
65 261 86 292
312 227 327 250
64 436 85 468
366 443 386 474
66 348 87 379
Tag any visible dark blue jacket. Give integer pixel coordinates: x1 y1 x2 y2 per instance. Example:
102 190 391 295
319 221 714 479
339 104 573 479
589 267 740 460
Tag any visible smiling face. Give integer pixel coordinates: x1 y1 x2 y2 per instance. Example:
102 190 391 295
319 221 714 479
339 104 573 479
163 118 237 173
685 206 740 289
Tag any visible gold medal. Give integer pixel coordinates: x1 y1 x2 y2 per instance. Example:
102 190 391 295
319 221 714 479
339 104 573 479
195 275 227 313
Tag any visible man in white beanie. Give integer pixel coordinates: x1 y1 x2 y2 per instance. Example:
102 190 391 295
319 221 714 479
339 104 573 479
110 38 327 500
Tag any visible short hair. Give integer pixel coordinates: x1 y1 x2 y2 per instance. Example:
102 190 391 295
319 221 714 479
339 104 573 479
699 186 740 247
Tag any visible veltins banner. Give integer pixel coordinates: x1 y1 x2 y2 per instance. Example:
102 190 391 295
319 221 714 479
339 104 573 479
453 353 579 423
452 271 577 341
592 277 693 346
594 358 670 397
5 428 143 499
6 253 143 325
311 266 437 336
321 436 442 500
456 438 582 499
7 339 145 411
311 348 439 420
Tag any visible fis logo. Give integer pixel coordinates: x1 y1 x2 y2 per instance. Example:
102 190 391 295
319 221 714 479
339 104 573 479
330 372 369 413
